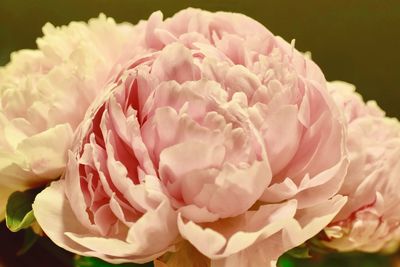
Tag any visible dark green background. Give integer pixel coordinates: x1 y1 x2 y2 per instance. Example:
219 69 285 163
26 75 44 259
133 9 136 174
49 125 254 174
1 0 400 117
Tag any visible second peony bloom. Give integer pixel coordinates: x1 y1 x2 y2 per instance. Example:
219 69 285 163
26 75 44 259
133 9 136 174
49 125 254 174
33 8 348 267
323 81 400 253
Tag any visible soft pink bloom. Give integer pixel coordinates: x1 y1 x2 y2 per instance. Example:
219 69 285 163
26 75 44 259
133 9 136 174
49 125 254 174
324 81 400 252
328 81 384 123
0 15 138 219
34 9 348 266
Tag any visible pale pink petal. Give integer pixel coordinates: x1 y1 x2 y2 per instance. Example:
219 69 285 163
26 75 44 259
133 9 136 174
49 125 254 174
17 124 73 179
32 180 93 254
178 200 297 259
284 195 347 247
151 43 199 83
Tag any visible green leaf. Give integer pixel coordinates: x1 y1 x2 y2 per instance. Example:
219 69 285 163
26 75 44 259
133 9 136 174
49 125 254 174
17 227 40 255
74 256 154 267
286 245 311 259
6 189 37 232
277 255 295 267
278 250 393 267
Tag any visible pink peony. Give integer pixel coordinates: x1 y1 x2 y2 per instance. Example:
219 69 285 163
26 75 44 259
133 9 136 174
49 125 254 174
324 81 400 252
0 15 139 219
33 9 348 266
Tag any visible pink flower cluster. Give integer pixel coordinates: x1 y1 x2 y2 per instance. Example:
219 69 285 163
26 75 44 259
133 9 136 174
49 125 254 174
323 82 400 252
0 8 398 267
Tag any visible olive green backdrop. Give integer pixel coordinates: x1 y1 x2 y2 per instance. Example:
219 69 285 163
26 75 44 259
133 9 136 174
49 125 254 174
1 2 400 266
1 0 399 118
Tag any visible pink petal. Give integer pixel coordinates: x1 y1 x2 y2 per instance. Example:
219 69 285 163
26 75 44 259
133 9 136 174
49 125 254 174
152 43 199 83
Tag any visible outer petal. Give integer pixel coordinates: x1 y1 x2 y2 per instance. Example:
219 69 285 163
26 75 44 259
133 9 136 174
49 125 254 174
34 179 179 264
211 195 347 267
17 124 73 179
32 180 94 254
284 195 347 247
177 200 298 260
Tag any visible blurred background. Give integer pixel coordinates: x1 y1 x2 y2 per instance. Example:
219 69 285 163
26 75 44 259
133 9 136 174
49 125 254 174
1 0 400 266
1 0 400 117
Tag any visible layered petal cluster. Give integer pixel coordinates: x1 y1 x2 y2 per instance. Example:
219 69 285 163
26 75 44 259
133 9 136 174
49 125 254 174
324 81 400 252
0 15 138 218
33 9 348 267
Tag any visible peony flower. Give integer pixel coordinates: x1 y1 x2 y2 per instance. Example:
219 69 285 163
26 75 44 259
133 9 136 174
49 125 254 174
33 9 348 266
327 81 384 123
323 81 400 252
0 15 139 219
